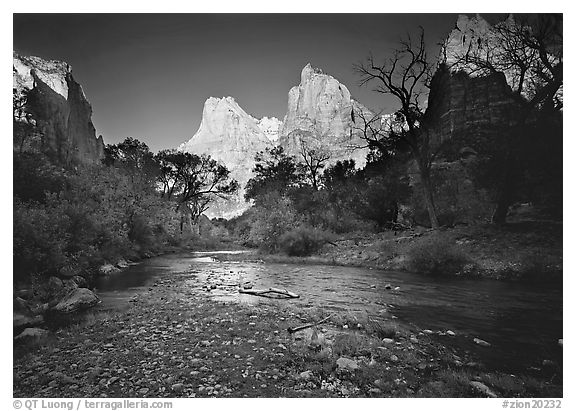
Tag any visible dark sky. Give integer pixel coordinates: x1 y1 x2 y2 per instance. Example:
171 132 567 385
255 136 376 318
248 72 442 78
14 13 467 153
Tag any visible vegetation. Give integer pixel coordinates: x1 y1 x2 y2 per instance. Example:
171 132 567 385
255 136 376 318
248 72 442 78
13 136 236 288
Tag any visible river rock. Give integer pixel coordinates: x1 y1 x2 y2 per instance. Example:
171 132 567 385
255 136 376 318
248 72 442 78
470 381 497 398
171 383 184 393
299 370 313 381
15 327 48 341
473 338 491 347
446 330 456 336
53 288 100 313
14 313 44 331
382 338 395 344
99 264 120 276
336 357 359 372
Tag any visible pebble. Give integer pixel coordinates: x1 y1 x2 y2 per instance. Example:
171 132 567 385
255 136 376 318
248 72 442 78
390 355 399 362
299 370 313 380
369 388 382 394
171 383 184 393
446 330 456 336
473 338 491 347
382 338 395 344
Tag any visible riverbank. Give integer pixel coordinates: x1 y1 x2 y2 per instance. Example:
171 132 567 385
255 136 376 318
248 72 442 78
245 221 562 281
13 270 562 398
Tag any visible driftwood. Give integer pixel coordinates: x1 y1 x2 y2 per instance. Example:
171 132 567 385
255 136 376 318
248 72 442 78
239 287 299 299
287 314 332 334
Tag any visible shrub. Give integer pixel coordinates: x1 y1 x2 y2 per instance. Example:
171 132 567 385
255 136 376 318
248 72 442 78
278 226 332 256
406 234 470 276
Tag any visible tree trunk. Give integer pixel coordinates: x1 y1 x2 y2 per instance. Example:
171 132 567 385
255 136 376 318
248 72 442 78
416 158 439 229
491 169 515 225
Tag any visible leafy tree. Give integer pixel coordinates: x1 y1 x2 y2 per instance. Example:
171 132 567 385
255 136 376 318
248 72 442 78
245 146 303 203
154 150 238 231
104 137 159 188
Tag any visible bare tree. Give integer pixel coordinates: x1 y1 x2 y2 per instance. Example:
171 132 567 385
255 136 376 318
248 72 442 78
446 14 562 223
354 28 439 229
446 14 562 113
298 139 331 190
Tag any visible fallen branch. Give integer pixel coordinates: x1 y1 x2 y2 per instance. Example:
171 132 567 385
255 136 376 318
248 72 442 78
287 314 332 334
239 287 299 299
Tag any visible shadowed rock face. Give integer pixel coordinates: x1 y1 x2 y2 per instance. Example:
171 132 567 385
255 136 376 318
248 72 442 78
13 53 104 165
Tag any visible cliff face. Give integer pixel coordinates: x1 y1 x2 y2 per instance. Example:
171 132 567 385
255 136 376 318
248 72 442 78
279 63 370 168
426 65 518 147
410 15 525 224
178 96 276 218
13 53 104 165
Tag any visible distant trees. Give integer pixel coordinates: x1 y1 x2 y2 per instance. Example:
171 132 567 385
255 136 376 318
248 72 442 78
355 28 439 228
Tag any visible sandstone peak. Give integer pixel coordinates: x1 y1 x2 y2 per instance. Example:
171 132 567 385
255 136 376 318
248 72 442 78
179 96 275 218
13 52 104 165
13 52 72 100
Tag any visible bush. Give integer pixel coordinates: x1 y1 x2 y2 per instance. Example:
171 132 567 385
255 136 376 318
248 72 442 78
406 234 470 276
278 226 332 256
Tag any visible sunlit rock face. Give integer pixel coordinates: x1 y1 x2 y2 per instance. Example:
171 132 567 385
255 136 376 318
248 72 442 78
13 52 104 165
279 63 370 168
178 96 275 218
179 65 378 219
257 116 282 143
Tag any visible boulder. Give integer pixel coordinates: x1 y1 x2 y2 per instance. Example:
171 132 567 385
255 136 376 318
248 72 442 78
14 312 44 331
53 288 100 313
99 264 120 276
48 276 64 292
473 338 491 347
336 357 359 372
299 370 313 381
469 381 497 398
71 275 88 288
116 259 129 269
15 327 48 341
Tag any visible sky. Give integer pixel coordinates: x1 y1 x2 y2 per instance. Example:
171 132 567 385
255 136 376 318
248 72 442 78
13 13 473 153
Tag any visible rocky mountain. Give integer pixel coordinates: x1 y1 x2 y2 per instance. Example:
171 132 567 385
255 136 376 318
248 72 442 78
279 63 370 168
179 64 377 219
13 52 104 165
178 96 276 218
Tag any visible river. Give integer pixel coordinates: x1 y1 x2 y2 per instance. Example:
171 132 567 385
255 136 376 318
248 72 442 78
95 251 563 374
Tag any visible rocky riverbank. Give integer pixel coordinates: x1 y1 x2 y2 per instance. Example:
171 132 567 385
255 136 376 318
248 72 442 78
14 270 562 398
250 221 562 281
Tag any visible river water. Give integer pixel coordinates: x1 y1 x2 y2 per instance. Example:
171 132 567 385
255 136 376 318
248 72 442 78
95 251 563 373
